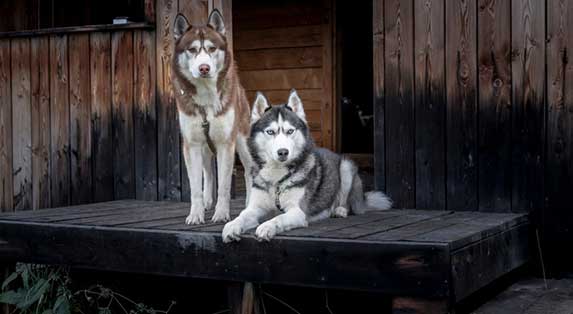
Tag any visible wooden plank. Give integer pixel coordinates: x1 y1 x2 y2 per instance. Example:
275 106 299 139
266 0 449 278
406 215 528 250
30 37 51 210
244 89 322 111
284 211 405 237
236 47 322 71
326 211 452 240
414 0 445 210
233 3 324 30
156 0 182 201
373 0 385 189
511 0 545 213
392 297 451 314
321 3 334 150
0 221 451 296
0 23 155 39
111 31 135 199
10 38 32 211
49 34 70 207
21 202 167 223
545 0 573 274
0 200 152 220
240 68 322 91
384 0 415 208
0 40 12 212
234 25 322 51
69 34 92 205
477 0 512 212
451 224 529 301
90 32 114 202
134 30 158 201
144 0 156 24
445 0 478 211
53 202 187 225
363 211 527 242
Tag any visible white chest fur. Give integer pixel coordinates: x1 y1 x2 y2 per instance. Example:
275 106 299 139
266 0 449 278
179 107 235 145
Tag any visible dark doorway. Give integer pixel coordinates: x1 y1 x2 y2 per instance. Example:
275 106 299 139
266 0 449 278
336 0 374 154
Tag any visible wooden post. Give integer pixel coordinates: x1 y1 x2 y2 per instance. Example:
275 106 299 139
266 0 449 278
392 297 453 314
228 282 262 314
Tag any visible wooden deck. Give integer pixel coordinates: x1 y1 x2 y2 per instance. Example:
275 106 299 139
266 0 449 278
0 200 529 312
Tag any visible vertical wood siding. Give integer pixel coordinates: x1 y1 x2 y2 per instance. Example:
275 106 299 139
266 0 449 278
372 0 573 274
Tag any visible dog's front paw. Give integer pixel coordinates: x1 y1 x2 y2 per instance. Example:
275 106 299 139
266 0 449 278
332 206 348 218
222 220 243 243
212 202 230 223
255 221 277 242
185 206 205 225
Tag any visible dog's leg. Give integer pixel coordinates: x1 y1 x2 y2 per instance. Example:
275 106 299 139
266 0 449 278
236 135 252 205
212 141 236 222
255 207 308 241
202 146 215 211
184 143 206 225
222 189 270 242
332 159 356 218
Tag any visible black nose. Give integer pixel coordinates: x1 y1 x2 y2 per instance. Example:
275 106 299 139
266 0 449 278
199 64 210 75
277 149 289 159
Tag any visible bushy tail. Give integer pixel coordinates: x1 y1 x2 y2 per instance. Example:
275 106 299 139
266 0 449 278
364 191 392 210
348 174 392 214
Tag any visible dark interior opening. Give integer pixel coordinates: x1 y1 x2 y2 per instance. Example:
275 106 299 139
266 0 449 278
336 0 374 154
0 0 147 32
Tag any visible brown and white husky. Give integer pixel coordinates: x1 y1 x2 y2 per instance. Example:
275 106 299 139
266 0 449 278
172 10 252 224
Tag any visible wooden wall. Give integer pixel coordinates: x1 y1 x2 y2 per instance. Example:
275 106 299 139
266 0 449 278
0 29 157 209
233 0 334 149
373 0 573 274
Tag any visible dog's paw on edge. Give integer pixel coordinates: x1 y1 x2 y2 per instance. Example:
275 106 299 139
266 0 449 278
185 208 205 225
211 203 230 222
255 221 277 242
222 220 242 243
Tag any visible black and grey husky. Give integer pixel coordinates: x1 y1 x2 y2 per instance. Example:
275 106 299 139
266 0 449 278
222 90 392 242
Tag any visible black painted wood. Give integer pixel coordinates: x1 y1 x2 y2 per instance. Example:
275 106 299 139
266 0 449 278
0 200 529 302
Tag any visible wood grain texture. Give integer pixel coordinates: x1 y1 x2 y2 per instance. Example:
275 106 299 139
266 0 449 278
240 68 323 91
445 0 478 211
373 0 385 191
477 0 512 212
10 38 32 211
321 2 334 150
235 47 322 71
234 25 322 51
245 89 322 111
156 0 181 201
134 30 158 201
384 0 415 208
69 34 92 205
545 0 573 275
233 3 323 30
49 34 70 207
0 40 12 212
90 32 114 202
511 0 545 213
31 37 51 210
111 31 135 199
414 0 446 210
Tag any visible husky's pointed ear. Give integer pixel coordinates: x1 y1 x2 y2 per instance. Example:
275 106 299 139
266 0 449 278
287 89 306 121
251 92 270 123
174 14 190 40
208 9 226 35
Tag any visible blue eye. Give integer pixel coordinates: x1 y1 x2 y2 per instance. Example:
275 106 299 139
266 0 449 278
286 129 295 135
265 129 275 135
